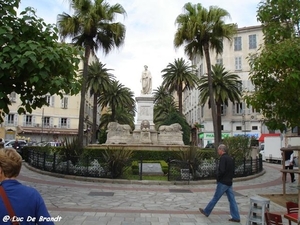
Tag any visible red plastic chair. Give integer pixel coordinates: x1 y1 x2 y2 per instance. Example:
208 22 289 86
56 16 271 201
286 201 298 225
265 212 283 225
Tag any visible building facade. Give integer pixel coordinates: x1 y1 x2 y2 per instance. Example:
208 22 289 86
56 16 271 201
0 56 99 145
182 25 271 147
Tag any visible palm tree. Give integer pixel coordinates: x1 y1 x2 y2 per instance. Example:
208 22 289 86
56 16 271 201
153 85 178 129
198 64 242 143
161 58 198 115
174 2 236 146
153 85 170 104
57 0 126 147
86 60 114 143
99 107 135 131
98 80 136 122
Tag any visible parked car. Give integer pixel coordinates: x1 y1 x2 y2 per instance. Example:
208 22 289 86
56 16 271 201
4 140 28 156
42 142 62 147
205 143 215 148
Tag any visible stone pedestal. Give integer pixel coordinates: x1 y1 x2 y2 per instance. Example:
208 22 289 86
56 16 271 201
135 95 155 131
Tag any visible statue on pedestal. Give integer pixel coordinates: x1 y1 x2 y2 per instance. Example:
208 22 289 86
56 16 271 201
141 65 152 94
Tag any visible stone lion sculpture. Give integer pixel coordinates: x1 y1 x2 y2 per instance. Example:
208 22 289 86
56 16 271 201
107 122 131 132
140 120 150 131
158 123 182 132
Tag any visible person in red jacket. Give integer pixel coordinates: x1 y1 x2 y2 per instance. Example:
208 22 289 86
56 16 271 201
199 144 240 223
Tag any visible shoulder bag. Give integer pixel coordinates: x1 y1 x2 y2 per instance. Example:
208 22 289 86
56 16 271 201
0 185 20 225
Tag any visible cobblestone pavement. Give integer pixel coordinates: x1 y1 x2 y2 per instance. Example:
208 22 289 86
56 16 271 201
16 162 297 225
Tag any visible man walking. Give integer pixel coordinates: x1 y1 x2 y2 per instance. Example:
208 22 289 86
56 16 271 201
199 144 240 223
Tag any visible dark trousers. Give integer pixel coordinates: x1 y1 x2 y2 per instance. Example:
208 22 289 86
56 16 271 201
285 165 295 182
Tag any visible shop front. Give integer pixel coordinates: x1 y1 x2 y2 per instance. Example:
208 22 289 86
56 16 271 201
198 132 231 147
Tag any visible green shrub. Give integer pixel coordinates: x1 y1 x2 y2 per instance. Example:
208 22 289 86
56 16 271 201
102 147 133 178
54 137 84 165
223 135 252 159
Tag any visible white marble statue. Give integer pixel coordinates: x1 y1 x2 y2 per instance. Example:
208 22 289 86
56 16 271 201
141 65 152 94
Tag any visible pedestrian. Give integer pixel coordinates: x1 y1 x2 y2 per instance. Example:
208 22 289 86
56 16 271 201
0 148 54 224
199 144 240 223
12 139 20 150
284 149 295 183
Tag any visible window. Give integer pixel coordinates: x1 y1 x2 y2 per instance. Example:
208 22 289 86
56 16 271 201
252 126 258 130
43 117 50 127
25 115 33 126
7 114 14 124
61 97 68 109
216 58 223 65
221 125 224 131
292 127 298 133
234 37 242 51
10 92 16 102
46 95 54 107
249 34 257 49
236 126 242 130
234 102 244 114
221 104 226 115
237 81 243 92
60 118 68 127
235 57 242 70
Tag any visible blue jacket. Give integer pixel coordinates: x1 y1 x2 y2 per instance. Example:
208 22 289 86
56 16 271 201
0 180 54 225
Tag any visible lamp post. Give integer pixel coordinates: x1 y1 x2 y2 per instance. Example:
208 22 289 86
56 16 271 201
242 113 246 136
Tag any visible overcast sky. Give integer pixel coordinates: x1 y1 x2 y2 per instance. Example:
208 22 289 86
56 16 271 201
19 0 261 97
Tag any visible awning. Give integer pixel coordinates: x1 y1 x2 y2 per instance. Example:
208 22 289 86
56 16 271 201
258 133 280 142
17 126 78 135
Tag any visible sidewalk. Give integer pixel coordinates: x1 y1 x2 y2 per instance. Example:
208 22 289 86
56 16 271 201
18 162 297 225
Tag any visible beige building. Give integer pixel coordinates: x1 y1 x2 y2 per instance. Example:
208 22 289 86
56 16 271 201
1 56 99 145
183 25 272 147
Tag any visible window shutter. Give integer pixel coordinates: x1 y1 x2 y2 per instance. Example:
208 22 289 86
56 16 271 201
51 96 55 107
65 97 68 108
23 115 26 126
67 118 70 128
58 118 61 128
14 115 18 126
32 116 36 126
50 117 53 127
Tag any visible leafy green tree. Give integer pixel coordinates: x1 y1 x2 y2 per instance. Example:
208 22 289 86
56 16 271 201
98 80 136 123
174 2 237 146
246 0 300 132
57 0 126 147
198 64 242 144
153 85 178 129
161 58 198 115
87 60 114 143
0 0 81 121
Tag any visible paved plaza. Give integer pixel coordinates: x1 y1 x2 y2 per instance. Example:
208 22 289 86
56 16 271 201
17 162 298 225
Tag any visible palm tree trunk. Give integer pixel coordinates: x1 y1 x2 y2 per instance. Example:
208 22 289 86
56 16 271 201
178 83 183 115
216 102 222 144
78 45 91 147
91 93 98 143
204 44 219 149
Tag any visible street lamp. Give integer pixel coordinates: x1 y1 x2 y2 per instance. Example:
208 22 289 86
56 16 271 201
242 113 246 135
